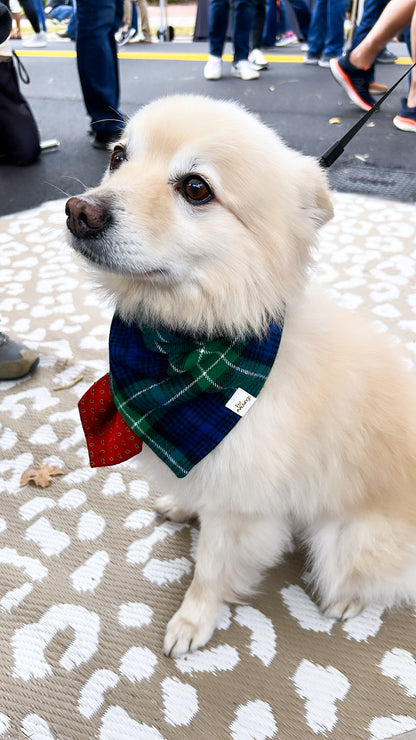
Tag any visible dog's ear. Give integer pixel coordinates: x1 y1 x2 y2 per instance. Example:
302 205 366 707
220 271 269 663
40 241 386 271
297 156 334 229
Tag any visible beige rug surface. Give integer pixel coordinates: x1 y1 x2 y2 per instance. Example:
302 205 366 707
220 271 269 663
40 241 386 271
1 194 416 740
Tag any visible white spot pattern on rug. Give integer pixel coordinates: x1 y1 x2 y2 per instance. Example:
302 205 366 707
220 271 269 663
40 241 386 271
292 659 350 734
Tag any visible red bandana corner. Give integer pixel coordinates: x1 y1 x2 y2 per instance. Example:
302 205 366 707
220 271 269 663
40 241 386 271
78 374 143 467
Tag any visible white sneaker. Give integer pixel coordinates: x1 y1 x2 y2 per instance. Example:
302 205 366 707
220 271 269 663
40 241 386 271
23 31 47 48
274 31 298 47
248 48 269 70
204 55 222 80
231 59 260 80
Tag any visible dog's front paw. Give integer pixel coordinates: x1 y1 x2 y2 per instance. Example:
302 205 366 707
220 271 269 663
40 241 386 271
155 494 196 523
163 607 217 658
322 597 365 620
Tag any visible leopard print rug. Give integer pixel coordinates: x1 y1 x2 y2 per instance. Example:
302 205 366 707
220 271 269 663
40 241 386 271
1 195 416 740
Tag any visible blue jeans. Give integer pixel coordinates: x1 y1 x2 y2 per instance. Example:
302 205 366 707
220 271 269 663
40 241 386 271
49 6 73 22
76 0 124 137
307 0 348 58
32 0 47 31
351 0 387 48
251 0 266 50
208 0 256 63
67 8 77 38
263 0 311 47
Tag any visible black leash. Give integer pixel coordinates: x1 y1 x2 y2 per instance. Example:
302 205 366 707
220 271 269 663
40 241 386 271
13 50 30 84
319 62 416 169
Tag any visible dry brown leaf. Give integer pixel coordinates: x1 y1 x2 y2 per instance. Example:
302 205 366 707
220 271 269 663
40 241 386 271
20 464 65 488
53 373 84 391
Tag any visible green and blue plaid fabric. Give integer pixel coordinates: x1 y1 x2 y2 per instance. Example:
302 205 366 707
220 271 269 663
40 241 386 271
109 313 283 477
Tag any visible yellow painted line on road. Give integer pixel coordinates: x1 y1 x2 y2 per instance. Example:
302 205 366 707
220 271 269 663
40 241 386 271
15 49 304 62
15 49 412 65
16 49 77 58
117 52 306 62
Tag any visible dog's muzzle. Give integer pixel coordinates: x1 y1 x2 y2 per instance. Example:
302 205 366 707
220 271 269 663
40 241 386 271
65 196 111 238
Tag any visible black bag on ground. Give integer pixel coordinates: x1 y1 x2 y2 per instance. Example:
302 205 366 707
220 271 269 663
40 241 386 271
0 52 40 166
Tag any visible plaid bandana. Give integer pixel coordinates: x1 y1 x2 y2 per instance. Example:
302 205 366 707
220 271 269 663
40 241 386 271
79 313 283 478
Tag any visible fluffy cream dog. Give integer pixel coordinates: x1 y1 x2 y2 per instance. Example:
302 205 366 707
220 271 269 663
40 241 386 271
66 94 416 658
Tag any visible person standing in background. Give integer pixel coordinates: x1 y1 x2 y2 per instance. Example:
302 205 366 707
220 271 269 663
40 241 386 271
304 0 348 67
20 0 47 47
204 0 260 80
76 0 125 149
330 0 416 131
117 0 152 44
248 0 269 71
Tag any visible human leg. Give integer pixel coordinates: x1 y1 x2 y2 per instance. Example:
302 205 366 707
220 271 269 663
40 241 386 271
249 0 269 68
306 0 328 57
19 0 40 32
76 0 124 143
350 0 415 68
208 0 230 57
274 0 299 45
33 0 46 30
288 0 311 40
204 0 229 78
233 0 256 62
251 0 266 49
66 8 77 38
134 0 151 39
393 1 416 128
330 0 415 112
123 0 133 26
276 0 291 37
321 0 348 57
351 0 388 47
406 2 416 104
11 9 21 39
20 0 48 46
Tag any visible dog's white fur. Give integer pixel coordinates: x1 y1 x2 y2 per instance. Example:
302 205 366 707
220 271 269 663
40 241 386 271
68 95 416 658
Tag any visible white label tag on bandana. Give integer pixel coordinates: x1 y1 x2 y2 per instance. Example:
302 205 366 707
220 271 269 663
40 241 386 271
225 388 256 417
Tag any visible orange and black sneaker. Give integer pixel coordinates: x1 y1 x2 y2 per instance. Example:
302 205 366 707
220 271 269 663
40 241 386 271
330 54 376 112
393 98 416 133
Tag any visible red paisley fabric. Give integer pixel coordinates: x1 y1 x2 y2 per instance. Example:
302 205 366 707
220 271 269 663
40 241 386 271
78 374 142 467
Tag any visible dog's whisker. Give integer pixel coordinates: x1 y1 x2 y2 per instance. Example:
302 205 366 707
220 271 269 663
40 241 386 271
92 117 125 128
45 181 72 198
60 175 89 192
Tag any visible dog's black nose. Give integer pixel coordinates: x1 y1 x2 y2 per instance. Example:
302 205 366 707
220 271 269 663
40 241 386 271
65 196 110 237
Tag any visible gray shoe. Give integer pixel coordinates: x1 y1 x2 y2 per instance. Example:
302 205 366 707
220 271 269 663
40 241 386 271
0 332 39 380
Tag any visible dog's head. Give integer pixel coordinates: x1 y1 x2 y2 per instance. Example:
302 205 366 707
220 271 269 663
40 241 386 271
66 94 333 336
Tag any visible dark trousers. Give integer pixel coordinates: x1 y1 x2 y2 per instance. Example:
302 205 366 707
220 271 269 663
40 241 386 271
19 0 41 33
208 0 256 63
251 0 266 50
76 0 124 136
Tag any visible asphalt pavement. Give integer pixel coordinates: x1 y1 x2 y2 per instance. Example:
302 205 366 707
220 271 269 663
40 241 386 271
0 12 415 217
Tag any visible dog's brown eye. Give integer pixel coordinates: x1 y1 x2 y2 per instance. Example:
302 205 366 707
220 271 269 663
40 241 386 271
110 147 126 172
182 176 213 205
